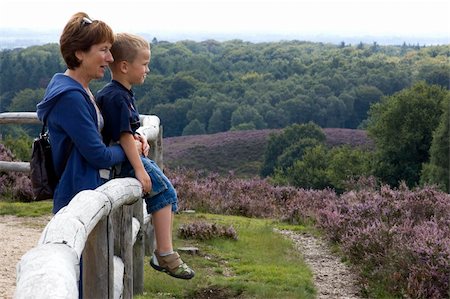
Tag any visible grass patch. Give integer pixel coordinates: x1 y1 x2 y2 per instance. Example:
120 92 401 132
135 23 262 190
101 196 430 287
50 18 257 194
0 200 52 217
137 213 316 299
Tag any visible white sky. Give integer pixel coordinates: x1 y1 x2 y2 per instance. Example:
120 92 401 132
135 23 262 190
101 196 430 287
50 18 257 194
1 0 449 38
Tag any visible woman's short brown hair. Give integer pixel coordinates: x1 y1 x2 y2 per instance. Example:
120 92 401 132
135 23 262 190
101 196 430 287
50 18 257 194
60 12 114 69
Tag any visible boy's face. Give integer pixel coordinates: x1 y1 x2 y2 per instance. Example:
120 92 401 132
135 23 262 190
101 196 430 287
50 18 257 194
128 48 151 85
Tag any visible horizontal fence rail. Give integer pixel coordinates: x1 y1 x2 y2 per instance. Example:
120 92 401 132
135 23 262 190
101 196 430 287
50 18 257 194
0 112 164 171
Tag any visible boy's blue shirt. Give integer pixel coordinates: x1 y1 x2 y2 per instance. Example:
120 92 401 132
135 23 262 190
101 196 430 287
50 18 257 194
96 80 141 145
37 73 126 213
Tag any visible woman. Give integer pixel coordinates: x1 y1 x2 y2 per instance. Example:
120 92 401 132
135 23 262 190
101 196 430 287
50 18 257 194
36 12 143 213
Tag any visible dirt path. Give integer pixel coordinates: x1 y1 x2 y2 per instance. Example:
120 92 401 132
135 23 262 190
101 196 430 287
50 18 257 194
0 216 362 298
276 229 363 299
0 215 50 299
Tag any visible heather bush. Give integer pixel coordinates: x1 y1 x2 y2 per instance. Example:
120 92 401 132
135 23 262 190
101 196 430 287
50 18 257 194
318 184 450 298
280 188 338 225
171 168 285 218
0 143 33 201
178 220 238 241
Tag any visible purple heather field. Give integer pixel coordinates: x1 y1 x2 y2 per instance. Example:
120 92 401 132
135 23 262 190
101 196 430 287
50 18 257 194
1 129 448 297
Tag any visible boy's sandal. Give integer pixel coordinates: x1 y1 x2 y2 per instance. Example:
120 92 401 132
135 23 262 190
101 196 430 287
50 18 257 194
150 251 195 280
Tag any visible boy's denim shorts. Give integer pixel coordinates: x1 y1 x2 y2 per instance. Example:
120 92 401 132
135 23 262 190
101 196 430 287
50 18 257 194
115 157 178 214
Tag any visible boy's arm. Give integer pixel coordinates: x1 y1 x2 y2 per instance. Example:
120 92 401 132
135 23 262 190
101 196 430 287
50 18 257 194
120 132 152 194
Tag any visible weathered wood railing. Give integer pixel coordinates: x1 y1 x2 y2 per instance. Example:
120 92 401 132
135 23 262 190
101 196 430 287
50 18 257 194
0 112 161 298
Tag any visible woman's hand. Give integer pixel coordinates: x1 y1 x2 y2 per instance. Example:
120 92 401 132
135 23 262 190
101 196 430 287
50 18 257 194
134 134 150 156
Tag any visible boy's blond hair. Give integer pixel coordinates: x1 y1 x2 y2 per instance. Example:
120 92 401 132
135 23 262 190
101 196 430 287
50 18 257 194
110 32 150 68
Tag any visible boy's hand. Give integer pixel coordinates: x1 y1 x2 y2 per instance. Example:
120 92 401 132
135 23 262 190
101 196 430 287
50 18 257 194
136 168 152 194
134 139 143 155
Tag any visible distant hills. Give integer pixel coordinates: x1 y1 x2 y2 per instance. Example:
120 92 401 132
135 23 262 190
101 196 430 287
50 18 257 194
1 28 448 49
163 128 372 177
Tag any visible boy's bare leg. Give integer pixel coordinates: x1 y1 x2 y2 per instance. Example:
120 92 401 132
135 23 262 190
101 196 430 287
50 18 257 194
152 205 174 253
150 205 195 279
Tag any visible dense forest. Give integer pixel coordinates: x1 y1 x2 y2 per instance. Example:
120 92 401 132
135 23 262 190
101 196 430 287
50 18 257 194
1 40 449 138
1 40 449 193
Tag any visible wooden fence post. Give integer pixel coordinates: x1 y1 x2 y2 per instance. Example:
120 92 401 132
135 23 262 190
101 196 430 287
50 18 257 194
132 199 145 294
82 216 114 298
122 204 134 299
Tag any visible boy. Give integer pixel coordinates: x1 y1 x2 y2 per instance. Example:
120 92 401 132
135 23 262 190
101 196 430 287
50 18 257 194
96 33 194 280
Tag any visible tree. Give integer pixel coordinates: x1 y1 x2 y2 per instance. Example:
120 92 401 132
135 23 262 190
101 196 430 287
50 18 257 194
417 63 450 90
260 122 325 177
182 119 206 136
324 96 347 128
421 94 450 192
326 145 374 193
186 96 216 128
282 144 331 190
8 88 45 112
367 82 447 187
276 138 322 171
230 105 266 130
152 99 191 137
167 74 198 101
347 85 384 128
3 129 33 161
207 108 226 134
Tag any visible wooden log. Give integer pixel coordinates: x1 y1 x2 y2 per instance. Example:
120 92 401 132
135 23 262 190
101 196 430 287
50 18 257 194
113 256 124 299
131 216 141 245
0 112 40 124
155 125 164 170
38 209 89 257
132 200 144 294
0 161 30 173
136 115 163 169
15 244 79 299
122 204 134 299
136 115 160 141
0 112 157 126
143 206 156 256
82 216 113 298
96 178 143 211
111 208 123 258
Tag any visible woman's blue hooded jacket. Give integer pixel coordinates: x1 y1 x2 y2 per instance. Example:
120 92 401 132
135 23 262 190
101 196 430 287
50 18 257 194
37 74 126 213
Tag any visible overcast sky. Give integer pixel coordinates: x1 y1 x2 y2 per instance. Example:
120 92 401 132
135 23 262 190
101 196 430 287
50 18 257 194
1 0 449 40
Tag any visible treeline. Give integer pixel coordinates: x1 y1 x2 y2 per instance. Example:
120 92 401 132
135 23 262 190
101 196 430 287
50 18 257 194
1 40 449 138
261 82 449 192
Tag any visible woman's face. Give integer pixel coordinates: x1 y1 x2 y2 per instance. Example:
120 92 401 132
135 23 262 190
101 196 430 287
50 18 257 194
76 42 114 81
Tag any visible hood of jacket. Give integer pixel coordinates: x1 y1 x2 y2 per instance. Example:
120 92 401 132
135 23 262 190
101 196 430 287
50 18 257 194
37 73 87 123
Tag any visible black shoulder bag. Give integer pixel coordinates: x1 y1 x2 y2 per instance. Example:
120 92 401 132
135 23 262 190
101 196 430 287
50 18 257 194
30 124 73 201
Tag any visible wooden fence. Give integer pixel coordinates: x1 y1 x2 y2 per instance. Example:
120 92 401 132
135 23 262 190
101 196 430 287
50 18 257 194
0 112 161 298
